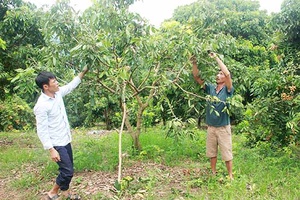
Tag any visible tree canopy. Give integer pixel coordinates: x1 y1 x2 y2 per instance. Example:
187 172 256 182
0 0 299 148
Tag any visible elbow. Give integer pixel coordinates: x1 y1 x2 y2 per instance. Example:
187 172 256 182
225 72 231 78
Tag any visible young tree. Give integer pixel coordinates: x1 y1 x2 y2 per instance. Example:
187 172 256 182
70 2 205 150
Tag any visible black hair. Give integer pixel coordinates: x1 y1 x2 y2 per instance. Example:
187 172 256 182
35 71 56 90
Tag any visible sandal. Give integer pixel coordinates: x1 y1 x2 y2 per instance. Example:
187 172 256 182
47 194 60 200
66 194 81 200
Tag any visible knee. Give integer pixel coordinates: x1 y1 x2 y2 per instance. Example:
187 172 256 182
62 166 74 179
66 168 74 177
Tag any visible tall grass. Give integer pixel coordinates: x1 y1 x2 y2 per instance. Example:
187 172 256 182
0 127 299 199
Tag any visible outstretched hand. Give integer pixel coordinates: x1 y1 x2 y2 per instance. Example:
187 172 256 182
208 52 217 59
78 65 89 79
82 65 89 73
190 55 197 64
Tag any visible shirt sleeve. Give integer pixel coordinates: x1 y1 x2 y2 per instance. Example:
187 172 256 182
227 86 234 96
59 76 81 97
204 83 212 94
34 105 53 150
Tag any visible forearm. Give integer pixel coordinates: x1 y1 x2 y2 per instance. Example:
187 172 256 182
191 57 204 85
78 70 87 79
214 56 230 77
211 53 232 90
192 62 199 78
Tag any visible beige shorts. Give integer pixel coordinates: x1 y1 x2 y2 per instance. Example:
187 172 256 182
206 125 233 161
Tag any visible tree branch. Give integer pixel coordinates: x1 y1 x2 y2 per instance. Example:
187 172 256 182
173 81 206 100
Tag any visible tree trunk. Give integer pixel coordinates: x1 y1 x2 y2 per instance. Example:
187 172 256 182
123 107 142 151
123 106 143 151
131 131 141 151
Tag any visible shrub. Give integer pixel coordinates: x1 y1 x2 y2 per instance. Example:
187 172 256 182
0 95 34 131
235 63 299 147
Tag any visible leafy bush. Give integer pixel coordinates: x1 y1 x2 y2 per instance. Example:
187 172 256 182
165 118 198 142
0 95 34 131
235 63 299 147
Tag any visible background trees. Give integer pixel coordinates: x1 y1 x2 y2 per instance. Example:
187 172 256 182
0 0 298 148
171 0 299 147
0 0 44 130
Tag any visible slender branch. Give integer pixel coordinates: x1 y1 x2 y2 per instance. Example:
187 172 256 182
113 50 120 68
95 56 110 68
127 78 140 95
131 85 157 97
145 78 159 104
137 63 159 91
117 82 126 183
173 81 207 100
174 63 187 82
96 80 116 94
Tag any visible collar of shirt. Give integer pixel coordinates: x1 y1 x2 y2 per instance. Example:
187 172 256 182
40 91 56 100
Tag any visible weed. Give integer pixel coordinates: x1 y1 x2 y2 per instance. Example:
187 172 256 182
0 127 299 199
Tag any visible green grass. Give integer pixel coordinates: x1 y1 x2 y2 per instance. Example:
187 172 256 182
0 127 299 199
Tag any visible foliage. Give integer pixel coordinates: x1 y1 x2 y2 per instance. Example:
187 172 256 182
95 0 140 10
272 0 300 66
37 0 82 73
70 4 209 150
0 38 6 50
235 63 300 147
278 0 300 45
0 0 23 20
10 67 38 106
0 95 34 131
172 0 272 45
165 118 198 142
171 0 299 148
0 0 299 149
0 1 45 100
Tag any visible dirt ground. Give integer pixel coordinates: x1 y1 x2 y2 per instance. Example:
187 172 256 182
0 160 209 200
0 130 210 199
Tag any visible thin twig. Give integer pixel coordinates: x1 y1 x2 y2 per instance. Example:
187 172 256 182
173 81 207 100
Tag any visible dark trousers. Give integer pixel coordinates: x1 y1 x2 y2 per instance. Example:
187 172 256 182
54 143 74 191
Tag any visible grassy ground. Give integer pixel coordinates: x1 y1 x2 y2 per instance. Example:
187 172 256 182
0 126 299 200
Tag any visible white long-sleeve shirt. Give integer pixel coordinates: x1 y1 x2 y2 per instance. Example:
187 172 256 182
34 76 81 150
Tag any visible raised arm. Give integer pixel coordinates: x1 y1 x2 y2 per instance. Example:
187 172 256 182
59 66 89 96
191 56 205 88
209 52 233 91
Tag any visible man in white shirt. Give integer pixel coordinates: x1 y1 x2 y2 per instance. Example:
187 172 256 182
34 66 88 200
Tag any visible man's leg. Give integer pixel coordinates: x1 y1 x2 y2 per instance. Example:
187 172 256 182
56 143 81 199
210 157 217 175
206 126 218 175
47 143 72 199
55 144 74 192
218 125 233 180
225 160 233 180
